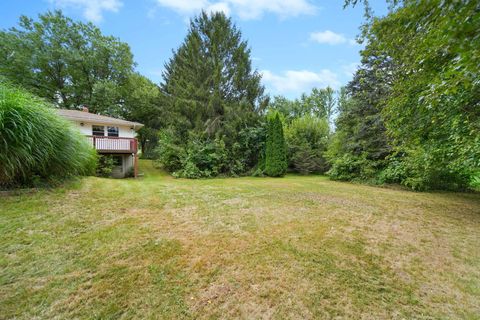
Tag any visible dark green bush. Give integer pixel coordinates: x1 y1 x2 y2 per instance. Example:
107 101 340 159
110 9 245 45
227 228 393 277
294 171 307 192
327 153 385 183
264 112 287 177
155 125 266 178
285 115 330 174
379 150 472 191
0 83 97 188
154 129 186 172
96 155 115 177
175 138 228 178
471 172 480 190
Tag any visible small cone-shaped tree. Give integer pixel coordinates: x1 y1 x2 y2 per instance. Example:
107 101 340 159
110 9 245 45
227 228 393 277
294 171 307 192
265 112 287 177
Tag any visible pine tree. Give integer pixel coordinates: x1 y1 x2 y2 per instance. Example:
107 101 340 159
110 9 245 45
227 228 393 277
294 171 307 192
157 11 267 177
161 11 266 139
265 113 287 177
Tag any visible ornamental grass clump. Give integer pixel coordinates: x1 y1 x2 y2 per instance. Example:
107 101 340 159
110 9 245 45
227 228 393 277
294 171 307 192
0 83 97 188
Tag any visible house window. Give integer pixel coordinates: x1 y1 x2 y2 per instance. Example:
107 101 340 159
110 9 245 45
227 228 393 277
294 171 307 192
107 126 119 137
92 125 105 136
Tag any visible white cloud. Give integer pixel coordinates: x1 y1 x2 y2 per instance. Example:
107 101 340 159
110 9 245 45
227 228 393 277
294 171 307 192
310 30 346 45
310 30 358 46
206 2 231 16
229 0 316 20
261 69 340 96
155 0 208 15
154 0 316 20
49 0 122 22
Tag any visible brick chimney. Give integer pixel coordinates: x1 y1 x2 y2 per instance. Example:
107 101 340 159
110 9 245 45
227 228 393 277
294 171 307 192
82 105 89 113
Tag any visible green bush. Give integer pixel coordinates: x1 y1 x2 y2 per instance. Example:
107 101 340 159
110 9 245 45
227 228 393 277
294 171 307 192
154 129 186 172
0 83 97 188
380 149 472 191
155 125 266 178
264 112 287 177
471 172 480 190
174 138 228 179
96 155 115 177
327 153 385 183
285 115 330 174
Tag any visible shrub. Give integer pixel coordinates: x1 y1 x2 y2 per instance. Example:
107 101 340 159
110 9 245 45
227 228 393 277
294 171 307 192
96 155 115 177
154 129 186 172
264 112 287 177
285 115 330 174
0 83 97 188
155 125 266 178
380 149 472 191
174 138 228 179
471 172 480 190
290 148 326 175
327 153 385 183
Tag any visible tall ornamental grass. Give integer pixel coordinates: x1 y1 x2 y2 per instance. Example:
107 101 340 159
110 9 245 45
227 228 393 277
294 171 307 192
0 83 97 188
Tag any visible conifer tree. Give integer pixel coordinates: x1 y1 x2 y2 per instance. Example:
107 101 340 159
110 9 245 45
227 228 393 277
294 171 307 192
161 11 266 139
265 113 287 177
157 11 267 177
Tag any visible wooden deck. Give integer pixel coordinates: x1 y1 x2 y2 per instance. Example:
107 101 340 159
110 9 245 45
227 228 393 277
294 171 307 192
87 136 138 154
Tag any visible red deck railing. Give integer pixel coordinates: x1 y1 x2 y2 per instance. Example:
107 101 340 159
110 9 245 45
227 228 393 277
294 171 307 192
87 136 138 153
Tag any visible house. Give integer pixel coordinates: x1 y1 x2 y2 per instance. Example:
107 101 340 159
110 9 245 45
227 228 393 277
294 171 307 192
57 107 144 178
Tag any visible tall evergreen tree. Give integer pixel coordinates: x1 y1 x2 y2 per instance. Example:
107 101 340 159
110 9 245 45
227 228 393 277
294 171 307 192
265 113 287 177
161 11 266 138
158 11 267 177
326 38 394 181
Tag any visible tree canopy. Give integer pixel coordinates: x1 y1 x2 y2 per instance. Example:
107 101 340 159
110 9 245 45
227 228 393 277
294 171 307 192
0 10 134 112
332 0 480 190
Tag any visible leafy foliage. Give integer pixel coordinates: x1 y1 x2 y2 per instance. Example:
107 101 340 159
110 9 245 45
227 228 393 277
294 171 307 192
327 44 393 182
334 0 479 190
0 11 134 112
264 112 287 177
156 11 267 177
270 87 335 124
155 126 266 178
96 155 115 178
371 0 480 190
0 82 97 188
285 115 330 174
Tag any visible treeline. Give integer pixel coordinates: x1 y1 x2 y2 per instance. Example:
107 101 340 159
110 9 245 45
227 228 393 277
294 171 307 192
155 12 333 178
1 3 478 190
330 0 480 190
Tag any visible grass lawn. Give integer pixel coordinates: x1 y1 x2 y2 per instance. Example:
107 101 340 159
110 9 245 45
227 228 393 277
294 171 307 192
1 160 480 319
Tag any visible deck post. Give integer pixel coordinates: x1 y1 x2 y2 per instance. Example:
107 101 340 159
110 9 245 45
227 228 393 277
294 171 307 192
134 153 139 178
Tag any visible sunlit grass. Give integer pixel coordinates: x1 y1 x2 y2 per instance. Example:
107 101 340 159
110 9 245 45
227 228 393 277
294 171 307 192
1 160 479 318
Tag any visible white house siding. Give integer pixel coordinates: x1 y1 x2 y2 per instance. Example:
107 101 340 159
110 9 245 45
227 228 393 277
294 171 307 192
124 154 134 175
69 121 137 178
119 126 135 138
74 121 93 136
71 121 135 138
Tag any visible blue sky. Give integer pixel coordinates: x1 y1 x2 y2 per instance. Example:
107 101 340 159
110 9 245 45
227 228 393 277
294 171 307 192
1 0 388 99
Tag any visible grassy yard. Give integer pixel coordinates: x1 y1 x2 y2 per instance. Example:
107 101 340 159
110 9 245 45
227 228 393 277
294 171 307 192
1 160 480 319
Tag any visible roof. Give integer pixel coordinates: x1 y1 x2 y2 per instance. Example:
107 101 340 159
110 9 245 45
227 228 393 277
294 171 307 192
56 109 144 129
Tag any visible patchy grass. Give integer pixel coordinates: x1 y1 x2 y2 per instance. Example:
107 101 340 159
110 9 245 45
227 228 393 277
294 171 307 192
1 160 480 319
